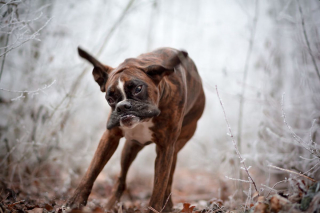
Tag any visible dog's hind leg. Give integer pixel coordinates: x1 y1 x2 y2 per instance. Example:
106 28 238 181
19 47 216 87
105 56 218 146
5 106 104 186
162 122 198 212
161 152 178 212
106 140 144 209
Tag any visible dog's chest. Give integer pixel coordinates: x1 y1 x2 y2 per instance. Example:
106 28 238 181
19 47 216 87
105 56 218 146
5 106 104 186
120 120 154 145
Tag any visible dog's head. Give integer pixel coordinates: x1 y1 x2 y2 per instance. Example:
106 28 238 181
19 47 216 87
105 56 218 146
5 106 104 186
77 47 187 130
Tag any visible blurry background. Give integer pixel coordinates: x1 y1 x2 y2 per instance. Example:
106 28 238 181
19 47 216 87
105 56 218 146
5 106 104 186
0 0 319 208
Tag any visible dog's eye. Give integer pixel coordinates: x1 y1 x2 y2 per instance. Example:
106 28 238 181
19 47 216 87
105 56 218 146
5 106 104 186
134 85 142 94
107 97 115 104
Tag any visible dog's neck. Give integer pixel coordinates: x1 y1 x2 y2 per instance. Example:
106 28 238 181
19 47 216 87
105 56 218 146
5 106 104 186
158 78 170 103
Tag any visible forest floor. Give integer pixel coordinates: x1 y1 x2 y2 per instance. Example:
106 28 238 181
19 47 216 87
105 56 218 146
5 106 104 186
0 169 319 213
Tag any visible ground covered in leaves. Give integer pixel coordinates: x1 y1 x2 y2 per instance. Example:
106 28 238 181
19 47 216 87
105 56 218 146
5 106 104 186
0 169 319 213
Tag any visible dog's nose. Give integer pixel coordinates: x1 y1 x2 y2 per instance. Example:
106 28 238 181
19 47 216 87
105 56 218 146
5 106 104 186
116 101 132 113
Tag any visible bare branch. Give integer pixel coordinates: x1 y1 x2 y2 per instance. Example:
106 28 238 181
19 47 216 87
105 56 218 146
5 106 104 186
0 30 10 81
215 85 259 195
265 179 288 197
281 93 319 158
269 165 316 182
236 0 259 192
148 193 171 213
303 162 320 176
148 206 159 213
297 0 320 81
225 176 252 183
237 0 259 153
0 17 52 58
160 193 171 213
0 80 56 101
0 80 56 94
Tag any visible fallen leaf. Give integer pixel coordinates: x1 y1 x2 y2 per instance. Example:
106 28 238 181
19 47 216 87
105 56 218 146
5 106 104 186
253 196 269 213
7 200 25 208
25 204 40 210
209 198 223 206
269 194 290 213
181 203 195 213
42 203 54 211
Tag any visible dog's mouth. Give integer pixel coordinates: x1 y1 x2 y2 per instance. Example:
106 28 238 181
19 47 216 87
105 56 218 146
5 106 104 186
107 102 160 130
119 114 141 128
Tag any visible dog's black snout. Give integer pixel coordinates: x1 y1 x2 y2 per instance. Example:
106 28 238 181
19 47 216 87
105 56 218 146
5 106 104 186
116 101 132 112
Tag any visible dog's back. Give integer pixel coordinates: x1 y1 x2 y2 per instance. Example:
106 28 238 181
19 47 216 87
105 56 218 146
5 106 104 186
138 47 205 127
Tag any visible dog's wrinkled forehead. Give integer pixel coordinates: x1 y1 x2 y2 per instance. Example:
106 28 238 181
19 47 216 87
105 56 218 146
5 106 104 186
105 68 152 100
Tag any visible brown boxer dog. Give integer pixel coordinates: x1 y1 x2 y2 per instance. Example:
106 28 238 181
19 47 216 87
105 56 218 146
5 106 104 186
67 47 205 212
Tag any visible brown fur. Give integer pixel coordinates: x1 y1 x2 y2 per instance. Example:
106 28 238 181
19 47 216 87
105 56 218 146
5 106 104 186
67 47 205 212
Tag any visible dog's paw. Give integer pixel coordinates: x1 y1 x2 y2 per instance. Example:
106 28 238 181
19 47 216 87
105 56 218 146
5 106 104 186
65 194 88 210
66 186 92 209
58 205 71 213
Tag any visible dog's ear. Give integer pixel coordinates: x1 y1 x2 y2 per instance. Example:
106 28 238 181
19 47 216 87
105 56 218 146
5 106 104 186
144 50 188 85
78 47 112 92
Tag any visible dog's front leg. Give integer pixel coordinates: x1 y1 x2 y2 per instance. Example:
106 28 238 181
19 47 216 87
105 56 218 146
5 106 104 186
67 128 122 209
148 144 175 212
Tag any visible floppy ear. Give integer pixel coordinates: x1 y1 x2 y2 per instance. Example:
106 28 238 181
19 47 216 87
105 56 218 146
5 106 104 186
144 50 188 85
78 47 112 92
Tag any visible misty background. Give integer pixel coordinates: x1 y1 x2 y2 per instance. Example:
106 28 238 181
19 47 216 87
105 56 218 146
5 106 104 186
0 0 319 205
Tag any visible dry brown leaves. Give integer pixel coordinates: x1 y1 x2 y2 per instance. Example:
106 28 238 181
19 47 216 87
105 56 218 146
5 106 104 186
0 200 56 213
181 203 196 213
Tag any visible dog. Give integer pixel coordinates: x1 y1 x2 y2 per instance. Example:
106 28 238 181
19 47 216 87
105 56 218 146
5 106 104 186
67 47 205 212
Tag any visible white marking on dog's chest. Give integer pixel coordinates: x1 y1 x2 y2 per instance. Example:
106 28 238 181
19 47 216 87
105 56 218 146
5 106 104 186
120 120 154 145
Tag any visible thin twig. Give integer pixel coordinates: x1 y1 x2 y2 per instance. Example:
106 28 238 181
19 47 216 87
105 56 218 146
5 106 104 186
0 80 56 101
7 200 25 208
237 0 259 152
225 176 251 183
309 119 317 147
0 17 52 58
265 179 288 197
297 0 320 81
269 165 316 182
244 182 252 211
148 206 159 213
236 0 259 190
160 193 171 213
261 184 277 192
0 80 56 93
215 85 259 195
148 193 172 213
303 162 320 176
0 27 10 80
281 93 319 158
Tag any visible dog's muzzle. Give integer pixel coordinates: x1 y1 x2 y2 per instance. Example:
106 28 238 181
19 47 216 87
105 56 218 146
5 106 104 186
115 101 140 128
107 99 160 130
